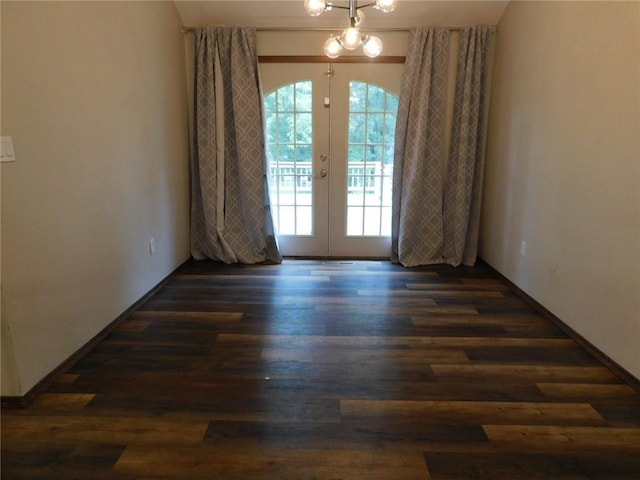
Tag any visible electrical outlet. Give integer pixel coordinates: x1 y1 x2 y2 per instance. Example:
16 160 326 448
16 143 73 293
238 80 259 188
520 241 527 257
149 238 156 255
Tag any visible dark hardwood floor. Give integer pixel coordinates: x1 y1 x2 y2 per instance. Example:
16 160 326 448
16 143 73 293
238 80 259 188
2 259 640 479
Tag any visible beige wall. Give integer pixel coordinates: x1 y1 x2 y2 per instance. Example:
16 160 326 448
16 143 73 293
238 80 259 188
1 1 191 396
482 1 640 378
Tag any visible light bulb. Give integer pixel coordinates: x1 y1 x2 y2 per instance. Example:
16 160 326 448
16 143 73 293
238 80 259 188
324 36 342 58
373 0 396 13
362 35 383 58
340 27 362 50
304 0 328 16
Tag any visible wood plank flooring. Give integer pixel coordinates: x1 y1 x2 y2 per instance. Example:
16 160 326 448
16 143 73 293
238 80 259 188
2 259 640 479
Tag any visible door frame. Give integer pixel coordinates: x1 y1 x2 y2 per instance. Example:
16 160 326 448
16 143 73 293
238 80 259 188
260 56 405 258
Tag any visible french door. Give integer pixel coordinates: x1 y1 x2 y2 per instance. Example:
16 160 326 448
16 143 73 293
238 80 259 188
261 62 403 257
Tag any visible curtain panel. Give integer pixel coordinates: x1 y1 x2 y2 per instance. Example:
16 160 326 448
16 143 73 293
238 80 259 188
191 26 281 264
391 27 451 266
392 25 495 267
443 26 496 266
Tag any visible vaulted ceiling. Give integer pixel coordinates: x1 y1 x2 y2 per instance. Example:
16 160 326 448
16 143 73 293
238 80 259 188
174 1 509 29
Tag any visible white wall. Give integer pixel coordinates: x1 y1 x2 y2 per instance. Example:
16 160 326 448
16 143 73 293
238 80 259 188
1 1 191 396
481 1 640 378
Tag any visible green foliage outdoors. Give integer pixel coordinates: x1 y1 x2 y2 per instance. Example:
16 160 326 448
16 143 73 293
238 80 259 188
265 80 398 166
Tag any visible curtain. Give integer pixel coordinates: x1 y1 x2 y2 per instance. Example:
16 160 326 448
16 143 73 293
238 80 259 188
191 26 281 264
392 26 495 267
443 26 496 266
391 27 451 266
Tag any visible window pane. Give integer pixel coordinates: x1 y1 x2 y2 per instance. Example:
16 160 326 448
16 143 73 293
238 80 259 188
366 179 383 206
347 207 364 236
386 92 399 111
266 115 277 144
383 143 394 165
296 206 313 235
265 81 315 238
279 175 296 197
347 184 365 206
296 189 313 207
348 145 365 164
265 93 276 112
278 144 295 162
363 207 381 235
277 113 294 143
349 113 366 143
277 84 294 111
348 175 366 192
367 86 385 111
267 143 277 163
296 113 312 143
296 145 312 163
295 82 312 111
279 206 295 234
384 113 396 141
366 145 383 164
381 176 393 206
349 82 367 111
381 207 392 236
271 208 280 228
367 114 385 144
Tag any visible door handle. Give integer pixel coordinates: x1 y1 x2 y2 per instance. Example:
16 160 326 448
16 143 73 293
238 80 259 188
314 154 328 179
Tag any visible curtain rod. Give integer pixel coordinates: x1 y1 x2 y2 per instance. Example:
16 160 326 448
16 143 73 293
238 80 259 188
181 26 463 34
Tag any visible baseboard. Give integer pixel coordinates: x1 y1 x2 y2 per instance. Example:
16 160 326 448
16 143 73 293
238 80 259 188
1 258 192 409
478 258 640 393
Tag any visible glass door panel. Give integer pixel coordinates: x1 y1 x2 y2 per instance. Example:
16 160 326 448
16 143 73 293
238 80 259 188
329 63 403 257
346 82 398 237
261 64 330 256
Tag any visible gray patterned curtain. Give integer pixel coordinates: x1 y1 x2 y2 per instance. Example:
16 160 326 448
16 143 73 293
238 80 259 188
191 27 281 264
391 27 451 266
443 26 496 266
392 26 495 267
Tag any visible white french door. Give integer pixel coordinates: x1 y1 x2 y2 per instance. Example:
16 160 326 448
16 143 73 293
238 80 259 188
261 62 403 257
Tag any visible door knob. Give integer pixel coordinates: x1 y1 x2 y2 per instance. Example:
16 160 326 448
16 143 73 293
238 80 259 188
319 169 327 178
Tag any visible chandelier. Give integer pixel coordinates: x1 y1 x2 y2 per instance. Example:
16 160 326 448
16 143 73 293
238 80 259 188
304 0 397 58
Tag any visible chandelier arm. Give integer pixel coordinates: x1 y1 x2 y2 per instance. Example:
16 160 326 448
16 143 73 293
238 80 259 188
319 2 374 9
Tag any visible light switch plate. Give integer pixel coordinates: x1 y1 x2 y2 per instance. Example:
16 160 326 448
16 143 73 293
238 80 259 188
1 137 16 163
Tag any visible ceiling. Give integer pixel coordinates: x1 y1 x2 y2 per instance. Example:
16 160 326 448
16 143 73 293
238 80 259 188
174 1 509 29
